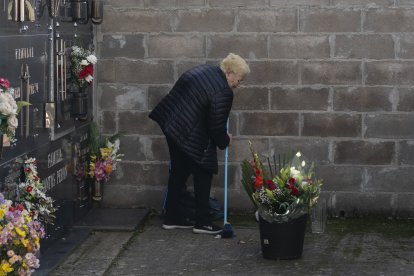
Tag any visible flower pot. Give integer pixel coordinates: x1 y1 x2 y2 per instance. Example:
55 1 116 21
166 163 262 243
92 179 103 201
259 214 308 260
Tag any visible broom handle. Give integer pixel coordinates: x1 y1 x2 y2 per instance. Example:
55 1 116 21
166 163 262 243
224 119 229 224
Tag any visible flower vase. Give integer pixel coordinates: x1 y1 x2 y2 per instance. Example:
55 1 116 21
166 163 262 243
258 214 308 260
92 179 103 201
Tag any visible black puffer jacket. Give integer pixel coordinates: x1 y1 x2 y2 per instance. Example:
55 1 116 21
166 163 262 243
149 64 232 173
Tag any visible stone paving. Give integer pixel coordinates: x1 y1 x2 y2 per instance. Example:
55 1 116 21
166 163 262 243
49 213 414 276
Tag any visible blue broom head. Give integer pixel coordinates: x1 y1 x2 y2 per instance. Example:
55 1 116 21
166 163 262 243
221 223 234 238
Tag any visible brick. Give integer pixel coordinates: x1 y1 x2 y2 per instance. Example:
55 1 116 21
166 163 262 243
119 111 162 134
270 35 330 59
334 140 395 165
332 193 394 217
335 35 394 59
110 163 169 188
103 185 163 208
98 84 146 110
398 141 414 165
106 0 142 8
332 0 394 5
147 35 205 58
398 0 414 5
146 136 169 161
212 164 239 189
102 111 116 134
365 114 414 139
239 112 299 136
302 61 362 85
270 87 329 111
97 60 115 83
301 9 361 32
366 167 414 192
219 138 268 162
148 86 170 110
101 35 145 59
315 166 363 192
302 113 361 137
366 61 414 85
115 59 174 84
209 0 268 7
268 138 330 164
143 0 205 7
102 8 172 33
232 87 268 110
365 9 414 32
398 34 414 59
175 9 235 32
333 87 393 112
246 61 298 85
176 61 206 78
207 34 267 59
394 194 414 218
270 0 329 5
238 9 297 32
119 136 146 161
399 88 414 111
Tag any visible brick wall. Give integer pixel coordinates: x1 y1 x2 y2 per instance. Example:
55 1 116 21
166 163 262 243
96 0 414 218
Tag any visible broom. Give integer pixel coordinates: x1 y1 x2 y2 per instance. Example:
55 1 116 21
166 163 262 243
221 119 234 238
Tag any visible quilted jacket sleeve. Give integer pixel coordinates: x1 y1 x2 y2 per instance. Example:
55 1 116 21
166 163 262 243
207 88 233 150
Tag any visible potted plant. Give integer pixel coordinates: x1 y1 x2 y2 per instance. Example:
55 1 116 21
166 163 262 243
86 122 123 201
241 141 323 259
0 77 30 151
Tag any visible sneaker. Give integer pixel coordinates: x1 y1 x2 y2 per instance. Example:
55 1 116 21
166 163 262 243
162 218 194 230
193 222 223 235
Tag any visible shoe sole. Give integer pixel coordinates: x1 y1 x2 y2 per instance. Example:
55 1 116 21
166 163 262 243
192 228 222 234
162 224 193 230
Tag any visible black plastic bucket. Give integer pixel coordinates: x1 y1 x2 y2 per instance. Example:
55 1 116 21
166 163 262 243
259 214 308 260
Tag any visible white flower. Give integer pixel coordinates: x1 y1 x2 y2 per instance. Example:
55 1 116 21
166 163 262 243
80 59 89 66
290 166 300 178
7 115 18 131
301 160 306 167
72 46 81 54
296 152 301 157
87 54 97 65
84 75 93 83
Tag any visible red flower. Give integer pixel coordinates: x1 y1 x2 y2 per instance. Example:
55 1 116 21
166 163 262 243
267 180 276 190
0 78 10 89
34 175 39 181
288 177 295 185
25 168 31 173
79 64 94 80
16 204 24 211
27 186 33 193
9 207 15 212
254 175 264 190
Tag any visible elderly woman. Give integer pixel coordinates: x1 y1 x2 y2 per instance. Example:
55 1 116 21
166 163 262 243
149 53 250 234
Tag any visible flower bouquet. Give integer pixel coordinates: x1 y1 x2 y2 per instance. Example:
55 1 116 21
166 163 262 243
17 158 57 225
0 78 30 142
69 44 97 89
86 122 123 200
241 141 323 223
241 141 323 259
0 192 46 275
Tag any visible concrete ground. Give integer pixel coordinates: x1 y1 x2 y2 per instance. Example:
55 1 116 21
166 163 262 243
43 211 414 276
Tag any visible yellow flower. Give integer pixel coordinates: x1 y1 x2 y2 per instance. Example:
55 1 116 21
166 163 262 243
15 227 26 238
21 239 29 247
1 262 13 273
100 147 111 159
0 209 4 220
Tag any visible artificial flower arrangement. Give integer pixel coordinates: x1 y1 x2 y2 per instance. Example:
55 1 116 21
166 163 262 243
87 122 122 183
0 192 46 275
241 141 323 223
69 44 97 88
0 77 30 141
17 157 57 225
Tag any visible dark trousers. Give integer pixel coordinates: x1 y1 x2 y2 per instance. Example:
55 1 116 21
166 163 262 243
165 137 213 225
